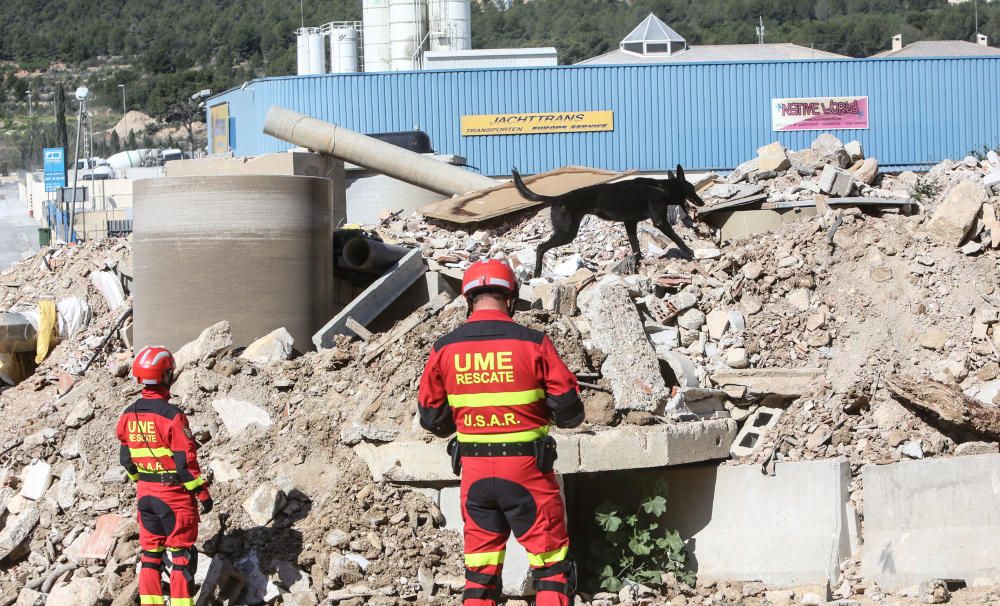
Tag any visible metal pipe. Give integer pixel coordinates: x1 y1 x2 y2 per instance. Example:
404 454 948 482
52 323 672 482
340 237 411 274
263 105 499 196
0 313 37 353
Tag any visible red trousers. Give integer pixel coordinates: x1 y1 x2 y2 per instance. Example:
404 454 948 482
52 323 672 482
136 483 200 606
461 455 573 606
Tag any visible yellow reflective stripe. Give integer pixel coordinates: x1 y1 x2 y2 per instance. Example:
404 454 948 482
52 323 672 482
139 596 165 605
448 388 545 409
130 447 172 459
457 426 549 444
170 599 193 606
527 546 569 567
136 465 174 475
126 471 139 482
144 547 165 553
183 476 206 491
465 550 506 567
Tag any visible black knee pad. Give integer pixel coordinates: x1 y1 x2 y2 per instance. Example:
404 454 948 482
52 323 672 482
531 559 577 597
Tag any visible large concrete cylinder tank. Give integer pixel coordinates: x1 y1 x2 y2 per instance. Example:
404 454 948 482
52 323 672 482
133 175 333 353
363 0 391 71
389 0 427 70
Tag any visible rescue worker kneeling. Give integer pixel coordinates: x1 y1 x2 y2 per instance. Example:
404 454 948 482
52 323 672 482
418 260 585 606
116 346 212 606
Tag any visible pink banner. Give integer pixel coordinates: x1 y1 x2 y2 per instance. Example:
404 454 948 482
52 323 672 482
772 96 869 131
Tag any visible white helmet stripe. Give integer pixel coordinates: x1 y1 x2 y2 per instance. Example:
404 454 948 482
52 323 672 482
149 351 171 365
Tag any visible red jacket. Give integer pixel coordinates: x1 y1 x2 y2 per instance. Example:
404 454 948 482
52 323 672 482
418 309 584 442
115 386 208 493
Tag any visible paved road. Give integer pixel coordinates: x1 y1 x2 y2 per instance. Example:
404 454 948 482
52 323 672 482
0 183 39 273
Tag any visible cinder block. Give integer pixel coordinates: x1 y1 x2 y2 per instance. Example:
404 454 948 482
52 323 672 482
862 454 1000 589
819 165 854 197
730 407 783 457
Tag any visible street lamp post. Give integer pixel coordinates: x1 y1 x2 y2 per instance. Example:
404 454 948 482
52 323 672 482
68 86 89 243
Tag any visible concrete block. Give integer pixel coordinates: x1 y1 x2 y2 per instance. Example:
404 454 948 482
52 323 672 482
862 454 1000 589
440 486 463 531
212 398 272 436
0 506 39 560
239 327 294 365
45 577 101 606
355 440 455 483
174 321 233 370
926 178 989 246
242 484 286 526
19 460 52 501
730 407 783 457
662 459 851 586
757 142 791 172
578 276 671 411
819 165 854 197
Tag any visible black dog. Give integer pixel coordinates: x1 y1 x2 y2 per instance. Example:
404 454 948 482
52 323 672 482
511 165 705 277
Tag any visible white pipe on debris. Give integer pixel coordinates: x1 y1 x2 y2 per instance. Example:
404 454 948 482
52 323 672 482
0 313 38 353
263 105 500 197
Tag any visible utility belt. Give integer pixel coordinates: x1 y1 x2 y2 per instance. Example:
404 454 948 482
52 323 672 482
138 472 181 486
447 435 558 476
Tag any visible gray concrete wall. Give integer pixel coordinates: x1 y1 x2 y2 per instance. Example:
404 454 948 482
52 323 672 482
661 459 851 586
862 454 1000 590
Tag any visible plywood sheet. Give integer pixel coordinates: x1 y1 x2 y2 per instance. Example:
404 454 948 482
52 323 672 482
418 165 633 224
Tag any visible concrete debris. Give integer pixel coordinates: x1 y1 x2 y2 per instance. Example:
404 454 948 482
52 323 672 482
578 276 670 412
212 398 273 436
239 327 294 365
757 142 791 172
819 165 854 197
242 484 286 526
919 579 951 604
45 577 101 606
19 460 52 501
0 506 39 560
925 178 988 246
174 320 234 369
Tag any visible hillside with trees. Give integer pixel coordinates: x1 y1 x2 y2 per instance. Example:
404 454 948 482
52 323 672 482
0 0 997 170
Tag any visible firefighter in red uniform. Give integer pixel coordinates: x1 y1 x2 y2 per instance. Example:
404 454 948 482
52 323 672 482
115 346 212 606
418 260 585 606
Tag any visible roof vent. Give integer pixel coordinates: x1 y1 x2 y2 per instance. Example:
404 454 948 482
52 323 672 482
620 14 687 56
892 34 903 51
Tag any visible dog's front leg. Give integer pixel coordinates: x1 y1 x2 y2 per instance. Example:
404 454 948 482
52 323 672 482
654 217 695 259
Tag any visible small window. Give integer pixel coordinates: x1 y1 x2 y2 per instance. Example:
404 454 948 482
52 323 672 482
646 43 671 54
622 42 644 54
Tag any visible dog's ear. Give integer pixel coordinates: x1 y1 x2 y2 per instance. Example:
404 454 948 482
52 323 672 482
676 164 685 182
667 170 676 180
511 166 519 176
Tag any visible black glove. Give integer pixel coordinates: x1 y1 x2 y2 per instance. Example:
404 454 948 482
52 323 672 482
199 496 214 514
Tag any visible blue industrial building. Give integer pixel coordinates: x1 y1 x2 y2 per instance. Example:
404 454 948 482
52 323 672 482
207 56 1000 175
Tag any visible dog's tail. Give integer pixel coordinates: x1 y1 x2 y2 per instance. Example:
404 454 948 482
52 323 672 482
511 168 555 203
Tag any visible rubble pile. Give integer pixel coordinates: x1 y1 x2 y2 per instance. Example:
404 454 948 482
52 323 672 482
0 133 999 605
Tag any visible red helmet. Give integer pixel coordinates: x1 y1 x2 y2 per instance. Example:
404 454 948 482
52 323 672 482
132 346 176 386
462 259 519 300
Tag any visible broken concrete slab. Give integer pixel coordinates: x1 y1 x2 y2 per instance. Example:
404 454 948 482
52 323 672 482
357 421 735 482
862 454 1000 589
578 276 670 412
844 140 864 162
314 248 426 349
64 397 95 428
174 320 234 370
212 398 273 436
0 506 39 560
662 459 851 586
243 484 286 526
925 178 989 246
19 460 52 501
52 464 76 512
210 460 243 483
239 327 294 365
14 588 44 606
711 368 824 402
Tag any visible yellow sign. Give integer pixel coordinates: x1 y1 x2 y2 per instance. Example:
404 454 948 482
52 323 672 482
461 111 614 136
210 103 230 154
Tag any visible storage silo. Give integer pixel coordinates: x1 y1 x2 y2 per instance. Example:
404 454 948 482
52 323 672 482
429 0 471 52
363 0 391 72
296 27 327 75
133 175 334 353
388 0 427 71
329 26 360 73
